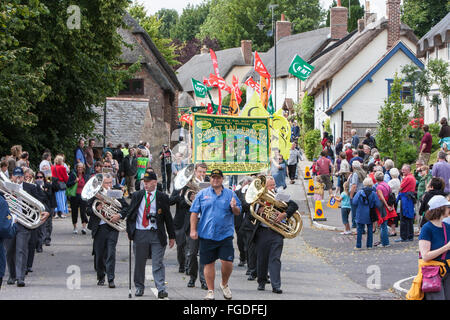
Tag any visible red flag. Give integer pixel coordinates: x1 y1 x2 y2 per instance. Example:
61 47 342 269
210 49 222 112
254 51 271 79
232 75 242 105
245 77 261 94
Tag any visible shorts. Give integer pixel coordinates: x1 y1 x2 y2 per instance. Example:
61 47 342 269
320 174 332 190
199 236 234 265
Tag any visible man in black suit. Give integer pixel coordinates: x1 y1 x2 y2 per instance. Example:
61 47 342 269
86 173 128 288
123 171 175 298
250 175 298 294
5 167 49 287
121 147 137 196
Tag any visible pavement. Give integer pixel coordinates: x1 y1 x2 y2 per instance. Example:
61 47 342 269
0 168 414 300
297 161 418 297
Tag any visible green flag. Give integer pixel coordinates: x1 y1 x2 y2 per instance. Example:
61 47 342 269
288 54 315 81
191 78 208 98
267 94 275 115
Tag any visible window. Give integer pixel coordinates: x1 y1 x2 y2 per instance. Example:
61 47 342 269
447 43 450 60
322 85 325 110
436 46 439 59
386 79 415 104
326 81 330 108
119 79 144 95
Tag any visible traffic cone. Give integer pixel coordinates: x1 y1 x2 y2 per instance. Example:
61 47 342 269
307 179 315 195
313 200 327 221
304 166 312 180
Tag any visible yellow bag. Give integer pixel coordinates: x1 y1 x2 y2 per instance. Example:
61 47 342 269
406 274 424 300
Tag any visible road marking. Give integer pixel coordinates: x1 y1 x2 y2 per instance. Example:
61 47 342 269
393 276 415 294
145 265 170 300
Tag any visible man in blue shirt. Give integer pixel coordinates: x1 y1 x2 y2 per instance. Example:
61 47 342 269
351 129 360 149
190 169 242 300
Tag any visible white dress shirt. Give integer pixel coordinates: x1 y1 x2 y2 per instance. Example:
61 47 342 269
136 190 157 230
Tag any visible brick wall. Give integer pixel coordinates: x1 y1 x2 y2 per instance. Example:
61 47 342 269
386 0 401 49
330 6 348 40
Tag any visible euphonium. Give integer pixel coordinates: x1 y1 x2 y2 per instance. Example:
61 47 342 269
245 176 302 239
0 172 46 229
81 174 126 232
173 164 199 206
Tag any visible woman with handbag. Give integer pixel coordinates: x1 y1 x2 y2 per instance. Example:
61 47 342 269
417 195 450 300
67 163 90 235
51 155 69 219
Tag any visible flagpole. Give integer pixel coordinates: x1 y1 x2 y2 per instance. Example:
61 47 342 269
269 4 278 113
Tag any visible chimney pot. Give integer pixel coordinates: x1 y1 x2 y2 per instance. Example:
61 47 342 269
281 13 285 21
200 45 208 54
337 0 342 6
358 18 365 32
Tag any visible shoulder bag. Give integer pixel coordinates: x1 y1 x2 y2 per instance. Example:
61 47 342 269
421 223 448 293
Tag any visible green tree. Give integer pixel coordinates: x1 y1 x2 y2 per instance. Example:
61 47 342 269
377 74 412 164
199 0 324 51
0 0 50 140
0 0 140 163
402 0 450 38
171 1 211 42
325 0 365 32
155 8 179 39
128 1 180 67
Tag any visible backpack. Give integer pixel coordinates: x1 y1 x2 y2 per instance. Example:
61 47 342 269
380 183 396 206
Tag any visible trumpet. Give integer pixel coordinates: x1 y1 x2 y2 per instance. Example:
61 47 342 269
81 174 126 232
245 176 302 239
0 172 46 229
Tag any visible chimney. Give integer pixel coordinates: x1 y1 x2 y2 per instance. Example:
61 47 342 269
386 0 401 49
330 1 348 40
200 45 208 54
358 18 365 33
241 40 253 65
276 13 292 42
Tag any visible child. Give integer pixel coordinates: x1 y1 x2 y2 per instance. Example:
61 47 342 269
311 158 318 177
314 175 324 201
335 181 352 235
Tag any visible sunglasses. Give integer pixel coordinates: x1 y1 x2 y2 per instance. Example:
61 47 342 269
36 176 44 179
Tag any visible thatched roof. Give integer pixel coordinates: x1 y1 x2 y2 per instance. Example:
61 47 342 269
304 18 418 96
176 47 252 92
244 27 332 81
120 13 183 93
417 12 450 58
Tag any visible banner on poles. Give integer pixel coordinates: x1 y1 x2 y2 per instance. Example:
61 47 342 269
192 114 270 175
288 54 315 81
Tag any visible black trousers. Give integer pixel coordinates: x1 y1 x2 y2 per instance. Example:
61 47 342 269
242 229 257 276
70 194 88 225
400 212 414 241
174 228 186 270
255 227 283 290
27 229 38 269
287 164 297 181
185 234 205 283
94 224 119 281
235 226 246 263
161 164 172 192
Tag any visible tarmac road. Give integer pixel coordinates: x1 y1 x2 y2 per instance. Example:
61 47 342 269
0 176 402 300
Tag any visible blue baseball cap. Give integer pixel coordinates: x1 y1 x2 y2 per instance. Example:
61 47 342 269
13 167 24 176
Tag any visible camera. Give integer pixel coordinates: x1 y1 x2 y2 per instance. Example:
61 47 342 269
146 212 156 224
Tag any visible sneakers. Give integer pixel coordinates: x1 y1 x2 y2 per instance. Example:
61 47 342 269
81 228 87 235
340 230 352 235
204 290 215 300
220 283 232 300
72 229 78 234
380 244 391 248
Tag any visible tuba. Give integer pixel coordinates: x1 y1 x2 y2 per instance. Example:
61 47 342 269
0 172 46 229
173 164 199 206
245 176 302 239
81 174 126 232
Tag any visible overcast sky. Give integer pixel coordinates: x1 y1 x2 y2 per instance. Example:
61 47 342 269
141 0 388 18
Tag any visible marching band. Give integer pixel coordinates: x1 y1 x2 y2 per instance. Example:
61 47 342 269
0 152 301 300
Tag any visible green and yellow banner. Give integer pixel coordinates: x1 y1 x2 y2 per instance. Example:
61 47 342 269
192 114 270 175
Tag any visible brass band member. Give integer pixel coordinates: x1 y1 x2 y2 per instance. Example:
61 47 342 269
250 175 298 294
5 167 50 287
123 171 175 298
86 173 128 288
